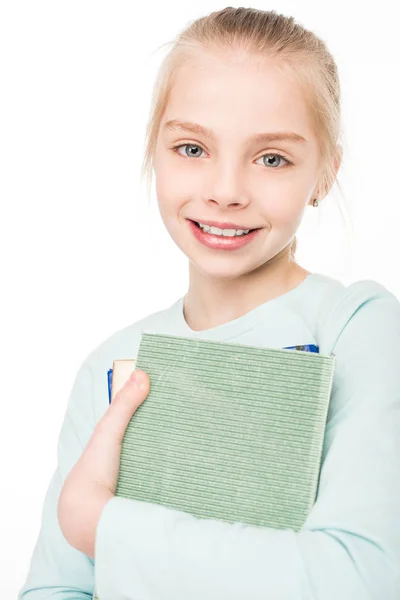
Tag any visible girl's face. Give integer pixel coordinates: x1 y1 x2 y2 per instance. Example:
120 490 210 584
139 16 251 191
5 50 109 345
153 51 321 280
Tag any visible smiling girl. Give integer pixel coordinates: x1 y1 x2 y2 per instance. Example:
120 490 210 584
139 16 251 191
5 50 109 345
19 7 400 599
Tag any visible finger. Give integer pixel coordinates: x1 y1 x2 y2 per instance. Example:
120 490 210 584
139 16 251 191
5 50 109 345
97 369 150 443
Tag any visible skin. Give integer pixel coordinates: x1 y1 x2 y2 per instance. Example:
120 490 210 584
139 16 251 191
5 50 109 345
153 49 341 331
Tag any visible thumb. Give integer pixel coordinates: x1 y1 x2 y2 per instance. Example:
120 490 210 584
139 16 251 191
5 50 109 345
99 369 150 443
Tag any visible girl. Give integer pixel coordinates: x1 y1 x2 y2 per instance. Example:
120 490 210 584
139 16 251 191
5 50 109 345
19 7 400 599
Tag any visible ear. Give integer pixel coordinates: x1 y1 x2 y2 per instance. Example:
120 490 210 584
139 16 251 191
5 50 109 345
309 144 343 206
333 143 343 176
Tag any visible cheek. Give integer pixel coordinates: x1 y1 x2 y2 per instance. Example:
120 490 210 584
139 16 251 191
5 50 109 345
155 147 207 195
154 169 177 213
254 165 313 213
155 161 199 222
263 192 307 229
155 174 186 231
155 158 189 199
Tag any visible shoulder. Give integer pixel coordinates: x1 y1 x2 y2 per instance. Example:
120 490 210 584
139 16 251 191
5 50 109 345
327 276 398 318
316 275 400 425
75 299 180 419
308 274 400 354
87 299 180 370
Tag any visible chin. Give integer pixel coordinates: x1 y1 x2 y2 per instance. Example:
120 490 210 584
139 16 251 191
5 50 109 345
189 254 275 280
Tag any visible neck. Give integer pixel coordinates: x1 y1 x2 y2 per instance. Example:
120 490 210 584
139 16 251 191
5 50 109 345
183 249 310 332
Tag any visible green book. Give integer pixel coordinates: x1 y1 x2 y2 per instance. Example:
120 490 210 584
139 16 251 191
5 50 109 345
94 332 334 597
114 332 335 530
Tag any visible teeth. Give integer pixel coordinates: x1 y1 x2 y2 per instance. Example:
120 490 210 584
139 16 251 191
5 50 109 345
198 222 250 237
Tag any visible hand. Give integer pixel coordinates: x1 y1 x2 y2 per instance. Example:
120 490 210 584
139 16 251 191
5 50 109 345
57 368 150 559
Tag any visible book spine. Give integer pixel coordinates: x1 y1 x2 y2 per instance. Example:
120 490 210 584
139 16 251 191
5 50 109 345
107 368 113 404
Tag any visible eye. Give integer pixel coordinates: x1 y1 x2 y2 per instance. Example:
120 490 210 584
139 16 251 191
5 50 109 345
255 153 291 169
172 144 205 158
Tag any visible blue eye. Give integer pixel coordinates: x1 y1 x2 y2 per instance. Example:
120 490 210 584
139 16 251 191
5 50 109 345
173 144 205 158
171 144 292 168
256 154 290 168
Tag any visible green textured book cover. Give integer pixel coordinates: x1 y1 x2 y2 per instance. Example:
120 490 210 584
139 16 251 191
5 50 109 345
113 332 335 532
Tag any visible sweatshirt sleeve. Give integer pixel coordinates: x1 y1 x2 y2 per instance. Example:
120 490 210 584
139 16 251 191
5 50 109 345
94 282 400 600
18 361 97 599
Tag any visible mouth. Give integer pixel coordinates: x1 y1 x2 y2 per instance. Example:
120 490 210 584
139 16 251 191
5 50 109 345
189 220 261 233
186 218 263 250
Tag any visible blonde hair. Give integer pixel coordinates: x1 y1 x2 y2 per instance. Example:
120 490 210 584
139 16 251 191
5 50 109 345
140 7 346 257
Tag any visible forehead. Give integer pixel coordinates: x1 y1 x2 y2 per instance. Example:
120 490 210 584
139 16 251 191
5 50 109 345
164 51 314 141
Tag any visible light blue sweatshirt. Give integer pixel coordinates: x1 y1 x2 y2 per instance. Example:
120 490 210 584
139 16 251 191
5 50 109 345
18 272 400 599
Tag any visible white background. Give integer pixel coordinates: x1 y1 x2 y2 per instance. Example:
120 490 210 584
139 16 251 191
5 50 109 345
1 0 399 596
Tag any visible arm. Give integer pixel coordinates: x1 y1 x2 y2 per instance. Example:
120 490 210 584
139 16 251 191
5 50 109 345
94 285 400 600
18 362 97 599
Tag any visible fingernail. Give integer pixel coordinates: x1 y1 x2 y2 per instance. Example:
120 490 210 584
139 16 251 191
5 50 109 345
129 370 146 390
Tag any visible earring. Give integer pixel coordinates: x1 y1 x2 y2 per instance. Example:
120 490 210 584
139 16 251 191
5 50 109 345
313 198 319 207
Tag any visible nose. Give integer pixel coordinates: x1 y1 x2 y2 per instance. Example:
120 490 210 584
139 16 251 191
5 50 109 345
204 165 250 210
207 198 245 209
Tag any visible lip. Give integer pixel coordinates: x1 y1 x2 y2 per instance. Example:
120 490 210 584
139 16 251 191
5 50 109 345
187 218 263 251
187 218 261 231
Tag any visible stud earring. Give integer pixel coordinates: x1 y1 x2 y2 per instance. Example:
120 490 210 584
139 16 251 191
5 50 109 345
313 198 319 207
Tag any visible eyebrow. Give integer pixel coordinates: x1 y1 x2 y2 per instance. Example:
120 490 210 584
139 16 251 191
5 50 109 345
163 119 307 144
